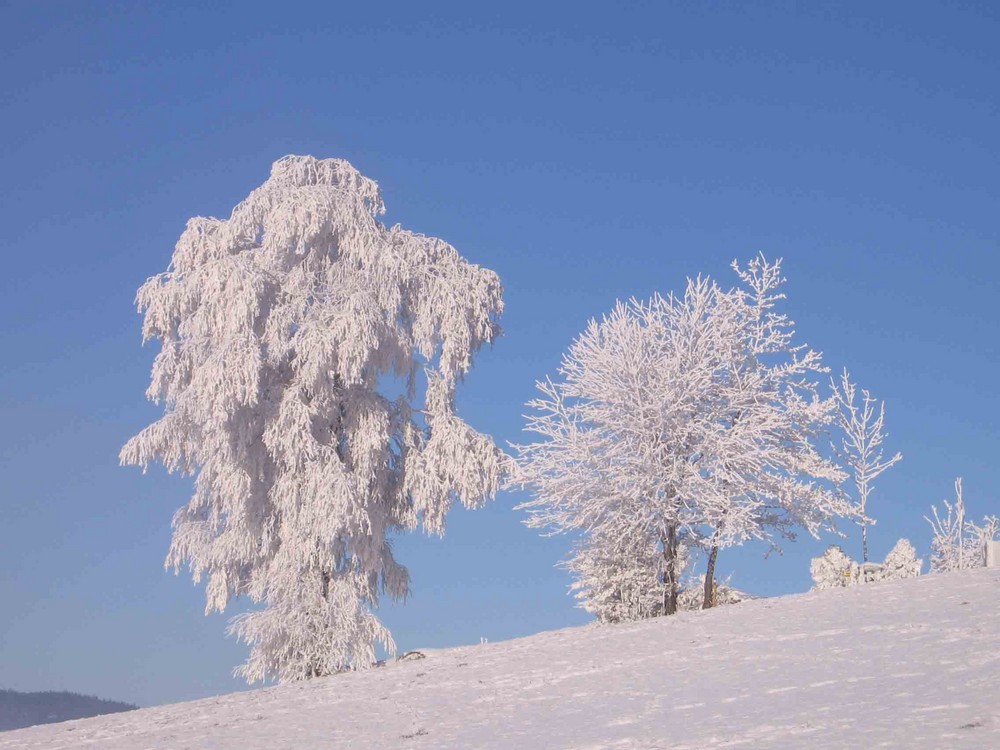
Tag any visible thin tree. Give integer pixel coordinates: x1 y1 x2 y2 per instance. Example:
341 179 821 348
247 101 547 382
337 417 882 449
122 156 504 682
927 478 966 572
832 371 902 562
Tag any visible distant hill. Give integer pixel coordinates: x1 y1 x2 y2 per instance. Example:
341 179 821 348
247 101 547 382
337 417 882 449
0 690 136 732
1 570 998 748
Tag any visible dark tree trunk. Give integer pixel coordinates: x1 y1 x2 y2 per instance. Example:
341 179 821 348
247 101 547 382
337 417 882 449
661 525 679 615
702 545 719 609
321 570 331 600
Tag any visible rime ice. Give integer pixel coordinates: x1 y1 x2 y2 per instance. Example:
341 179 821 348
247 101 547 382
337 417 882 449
121 156 504 682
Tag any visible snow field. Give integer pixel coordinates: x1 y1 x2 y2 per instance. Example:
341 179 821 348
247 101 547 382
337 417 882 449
3 568 997 749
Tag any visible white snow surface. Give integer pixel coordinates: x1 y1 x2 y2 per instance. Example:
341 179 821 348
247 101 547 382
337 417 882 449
4 569 998 749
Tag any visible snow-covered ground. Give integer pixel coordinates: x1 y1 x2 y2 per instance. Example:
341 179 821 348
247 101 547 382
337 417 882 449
4 569 997 749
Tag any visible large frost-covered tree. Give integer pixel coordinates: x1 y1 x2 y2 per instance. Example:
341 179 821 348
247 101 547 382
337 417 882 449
832 371 902 562
511 257 852 620
121 156 504 682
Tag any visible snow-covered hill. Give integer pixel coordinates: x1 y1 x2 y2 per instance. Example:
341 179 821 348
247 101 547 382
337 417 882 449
3 569 997 749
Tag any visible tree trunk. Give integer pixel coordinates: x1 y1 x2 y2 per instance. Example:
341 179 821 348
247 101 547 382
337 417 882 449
321 570 331 600
304 571 334 679
861 522 869 563
661 525 679 616
702 545 719 609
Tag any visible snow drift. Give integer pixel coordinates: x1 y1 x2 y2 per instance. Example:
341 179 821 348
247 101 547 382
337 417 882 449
3 569 997 749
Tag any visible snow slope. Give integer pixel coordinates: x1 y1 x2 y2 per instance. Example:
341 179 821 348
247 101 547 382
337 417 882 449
3 569 997 749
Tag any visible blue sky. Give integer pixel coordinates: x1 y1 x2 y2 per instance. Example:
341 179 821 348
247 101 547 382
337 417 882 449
1 1 997 707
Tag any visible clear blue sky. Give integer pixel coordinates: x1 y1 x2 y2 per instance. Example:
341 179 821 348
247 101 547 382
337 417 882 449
1 1 997 708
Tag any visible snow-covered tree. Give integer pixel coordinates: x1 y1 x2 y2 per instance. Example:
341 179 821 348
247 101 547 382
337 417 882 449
926 478 999 573
926 480 965 573
832 371 902 562
511 257 852 620
121 156 504 682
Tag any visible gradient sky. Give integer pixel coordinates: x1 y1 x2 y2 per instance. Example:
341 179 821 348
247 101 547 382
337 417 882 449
1 1 998 708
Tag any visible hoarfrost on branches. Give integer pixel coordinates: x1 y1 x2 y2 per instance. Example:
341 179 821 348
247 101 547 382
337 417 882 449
832 371 902 562
121 156 504 682
511 257 853 620
926 477 999 572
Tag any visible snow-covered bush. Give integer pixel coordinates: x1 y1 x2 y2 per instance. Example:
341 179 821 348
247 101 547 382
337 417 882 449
812 539 921 590
879 539 922 581
811 546 860 590
122 156 504 682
